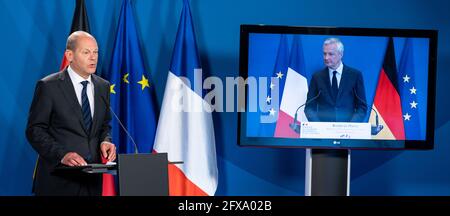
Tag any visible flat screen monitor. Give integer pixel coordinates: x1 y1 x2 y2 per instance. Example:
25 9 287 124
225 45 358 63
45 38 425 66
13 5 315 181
238 25 437 149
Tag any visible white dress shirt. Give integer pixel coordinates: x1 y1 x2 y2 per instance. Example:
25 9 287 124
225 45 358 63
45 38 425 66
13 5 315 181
61 67 113 163
328 62 344 89
67 66 94 118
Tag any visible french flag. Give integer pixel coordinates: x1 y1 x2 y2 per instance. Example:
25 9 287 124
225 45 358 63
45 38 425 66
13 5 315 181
274 35 308 138
153 0 218 196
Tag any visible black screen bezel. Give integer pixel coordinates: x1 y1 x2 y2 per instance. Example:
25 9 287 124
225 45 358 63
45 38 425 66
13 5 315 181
238 24 438 150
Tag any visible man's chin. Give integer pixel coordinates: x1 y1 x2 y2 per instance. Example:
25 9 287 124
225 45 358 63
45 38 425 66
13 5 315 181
325 64 337 69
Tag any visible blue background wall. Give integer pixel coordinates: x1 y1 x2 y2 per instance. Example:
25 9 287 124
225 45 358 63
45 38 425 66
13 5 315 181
0 0 449 195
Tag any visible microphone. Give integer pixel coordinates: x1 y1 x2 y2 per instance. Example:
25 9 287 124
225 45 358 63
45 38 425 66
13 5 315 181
100 96 183 165
290 90 321 134
100 96 139 154
353 89 383 135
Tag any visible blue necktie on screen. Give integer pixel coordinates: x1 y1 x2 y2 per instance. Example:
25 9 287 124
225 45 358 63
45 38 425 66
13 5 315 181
81 81 92 134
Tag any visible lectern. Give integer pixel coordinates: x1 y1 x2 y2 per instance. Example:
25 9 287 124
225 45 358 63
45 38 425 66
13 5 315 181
54 153 170 196
117 153 169 196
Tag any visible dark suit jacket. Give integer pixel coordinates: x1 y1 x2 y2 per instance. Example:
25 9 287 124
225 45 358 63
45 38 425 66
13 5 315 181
305 65 368 122
26 69 112 196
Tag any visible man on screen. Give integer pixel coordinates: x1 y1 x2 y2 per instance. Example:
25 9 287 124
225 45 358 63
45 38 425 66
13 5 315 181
305 38 368 122
26 31 116 196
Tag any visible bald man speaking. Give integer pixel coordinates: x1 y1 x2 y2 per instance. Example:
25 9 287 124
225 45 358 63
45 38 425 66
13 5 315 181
26 31 116 196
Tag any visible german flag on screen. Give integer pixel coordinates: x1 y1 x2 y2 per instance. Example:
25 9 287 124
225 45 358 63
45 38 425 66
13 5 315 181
370 38 405 140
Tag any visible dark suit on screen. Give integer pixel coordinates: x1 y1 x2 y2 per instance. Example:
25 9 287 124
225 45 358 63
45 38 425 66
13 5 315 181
26 69 112 196
305 65 368 122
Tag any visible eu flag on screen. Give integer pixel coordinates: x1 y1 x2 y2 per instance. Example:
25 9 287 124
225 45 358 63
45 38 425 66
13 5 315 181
398 38 421 140
104 0 158 153
268 34 289 103
258 34 290 136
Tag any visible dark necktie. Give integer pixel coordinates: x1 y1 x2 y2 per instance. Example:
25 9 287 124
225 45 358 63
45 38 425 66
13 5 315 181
81 81 92 133
331 71 338 101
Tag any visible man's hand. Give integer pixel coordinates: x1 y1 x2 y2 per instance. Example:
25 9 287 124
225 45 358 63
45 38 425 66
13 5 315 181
61 152 88 166
100 141 116 162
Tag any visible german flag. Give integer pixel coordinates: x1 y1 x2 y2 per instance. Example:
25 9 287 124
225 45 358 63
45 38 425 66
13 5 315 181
59 0 91 70
371 38 405 140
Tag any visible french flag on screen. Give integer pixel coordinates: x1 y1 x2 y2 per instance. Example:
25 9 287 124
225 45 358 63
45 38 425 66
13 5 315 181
274 35 309 138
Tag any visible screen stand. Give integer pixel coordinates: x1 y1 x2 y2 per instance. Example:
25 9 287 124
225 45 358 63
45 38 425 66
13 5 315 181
305 148 350 196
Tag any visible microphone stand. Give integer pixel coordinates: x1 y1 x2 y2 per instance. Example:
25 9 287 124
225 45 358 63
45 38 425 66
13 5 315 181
101 96 139 154
290 91 321 134
353 89 383 135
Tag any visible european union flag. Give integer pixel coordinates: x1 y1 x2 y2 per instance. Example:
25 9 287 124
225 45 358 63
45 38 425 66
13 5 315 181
399 38 421 140
258 34 289 136
104 0 158 153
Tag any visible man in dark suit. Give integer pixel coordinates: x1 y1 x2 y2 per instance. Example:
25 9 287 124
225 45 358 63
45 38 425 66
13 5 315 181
26 31 116 196
305 38 368 122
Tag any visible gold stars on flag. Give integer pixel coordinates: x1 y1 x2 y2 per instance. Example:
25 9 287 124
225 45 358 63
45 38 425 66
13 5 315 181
110 73 152 93
110 84 116 94
269 82 275 90
266 95 272 104
403 113 411 121
409 86 417 95
276 71 284 79
269 108 277 116
123 73 129 84
403 74 410 83
137 75 150 90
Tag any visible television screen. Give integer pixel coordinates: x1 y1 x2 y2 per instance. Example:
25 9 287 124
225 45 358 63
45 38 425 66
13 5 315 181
238 25 437 149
